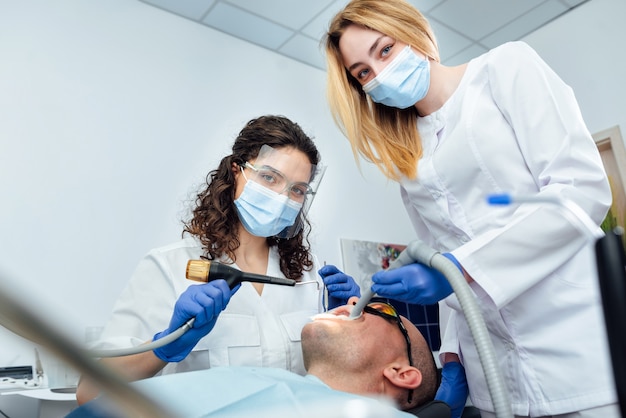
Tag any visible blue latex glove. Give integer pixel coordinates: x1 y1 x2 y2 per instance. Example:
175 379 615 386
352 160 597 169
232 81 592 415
153 280 233 362
371 253 460 305
435 362 469 418
318 265 361 310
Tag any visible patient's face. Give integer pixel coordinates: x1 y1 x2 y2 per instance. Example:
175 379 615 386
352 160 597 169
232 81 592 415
301 298 410 369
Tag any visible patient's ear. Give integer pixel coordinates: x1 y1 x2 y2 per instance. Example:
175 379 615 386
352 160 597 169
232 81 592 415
383 364 422 390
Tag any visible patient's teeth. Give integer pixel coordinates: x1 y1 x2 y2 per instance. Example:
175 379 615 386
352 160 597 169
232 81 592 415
310 313 352 321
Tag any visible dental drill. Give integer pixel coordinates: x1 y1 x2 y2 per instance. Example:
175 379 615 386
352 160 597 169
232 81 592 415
88 261 295 358
186 260 296 288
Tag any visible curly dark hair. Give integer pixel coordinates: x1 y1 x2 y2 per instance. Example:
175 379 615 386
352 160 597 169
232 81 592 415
182 115 321 281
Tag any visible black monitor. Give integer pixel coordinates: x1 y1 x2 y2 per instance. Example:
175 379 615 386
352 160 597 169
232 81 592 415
595 228 626 418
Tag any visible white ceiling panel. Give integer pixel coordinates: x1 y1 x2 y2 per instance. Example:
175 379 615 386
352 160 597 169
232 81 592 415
137 0 592 71
226 0 334 30
428 0 546 40
139 0 216 20
480 1 569 49
561 0 589 6
202 2 293 49
301 0 350 40
279 34 326 70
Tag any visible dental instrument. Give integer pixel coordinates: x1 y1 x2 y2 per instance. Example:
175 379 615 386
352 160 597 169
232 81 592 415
486 193 604 241
323 260 329 311
186 260 296 288
88 261 296 358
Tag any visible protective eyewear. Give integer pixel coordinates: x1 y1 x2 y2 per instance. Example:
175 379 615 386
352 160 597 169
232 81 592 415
363 302 415 405
242 162 313 202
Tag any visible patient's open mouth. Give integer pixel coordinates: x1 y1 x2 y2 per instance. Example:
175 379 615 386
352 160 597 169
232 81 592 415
310 307 354 321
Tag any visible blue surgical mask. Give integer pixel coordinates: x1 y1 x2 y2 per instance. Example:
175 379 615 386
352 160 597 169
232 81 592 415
235 180 302 237
362 45 430 109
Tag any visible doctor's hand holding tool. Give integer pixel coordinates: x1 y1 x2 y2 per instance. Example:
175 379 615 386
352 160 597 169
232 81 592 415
324 0 617 416
76 115 327 406
89 260 298 360
370 253 461 306
318 264 361 309
152 260 298 363
152 279 233 363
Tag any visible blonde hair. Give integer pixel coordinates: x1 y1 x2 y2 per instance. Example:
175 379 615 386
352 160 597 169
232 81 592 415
324 0 439 180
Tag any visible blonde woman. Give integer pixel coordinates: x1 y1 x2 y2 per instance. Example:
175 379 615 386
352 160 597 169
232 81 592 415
323 1 617 418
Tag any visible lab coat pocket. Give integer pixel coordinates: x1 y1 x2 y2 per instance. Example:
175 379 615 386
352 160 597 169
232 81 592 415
195 313 261 367
279 309 318 342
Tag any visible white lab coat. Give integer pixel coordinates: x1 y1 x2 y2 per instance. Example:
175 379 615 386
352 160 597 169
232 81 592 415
96 236 323 376
400 42 615 416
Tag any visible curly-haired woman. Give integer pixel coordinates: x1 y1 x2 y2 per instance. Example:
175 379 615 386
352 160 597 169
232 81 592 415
76 115 352 404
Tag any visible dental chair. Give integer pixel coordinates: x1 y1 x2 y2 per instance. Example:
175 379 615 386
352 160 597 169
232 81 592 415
407 400 451 418
406 400 481 418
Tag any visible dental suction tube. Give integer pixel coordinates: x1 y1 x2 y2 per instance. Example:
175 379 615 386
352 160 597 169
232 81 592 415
349 286 375 319
403 241 513 418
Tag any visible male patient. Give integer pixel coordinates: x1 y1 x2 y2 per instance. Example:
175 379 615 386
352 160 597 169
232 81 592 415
67 297 441 417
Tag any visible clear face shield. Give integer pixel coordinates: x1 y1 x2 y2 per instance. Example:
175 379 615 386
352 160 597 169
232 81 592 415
237 144 326 239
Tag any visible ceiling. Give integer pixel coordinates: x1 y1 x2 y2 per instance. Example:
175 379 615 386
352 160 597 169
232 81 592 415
138 0 589 71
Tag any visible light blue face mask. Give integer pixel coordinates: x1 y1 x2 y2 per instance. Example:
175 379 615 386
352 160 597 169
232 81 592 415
235 179 303 238
362 45 430 109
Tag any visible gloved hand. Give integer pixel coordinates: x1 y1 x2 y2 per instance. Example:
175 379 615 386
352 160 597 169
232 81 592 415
435 361 469 418
371 253 460 305
153 280 233 362
318 265 361 310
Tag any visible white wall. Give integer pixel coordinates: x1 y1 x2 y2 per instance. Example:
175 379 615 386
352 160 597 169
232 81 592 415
522 0 626 136
0 0 414 370
0 0 624 381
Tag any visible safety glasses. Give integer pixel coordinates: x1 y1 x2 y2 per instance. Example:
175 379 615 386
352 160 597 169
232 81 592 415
363 302 415 405
242 162 313 202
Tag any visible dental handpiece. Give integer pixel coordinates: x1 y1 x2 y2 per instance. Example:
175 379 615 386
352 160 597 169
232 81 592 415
186 260 296 289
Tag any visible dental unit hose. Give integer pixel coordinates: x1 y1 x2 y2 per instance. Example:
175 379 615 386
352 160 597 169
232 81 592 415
398 240 513 418
88 261 296 358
